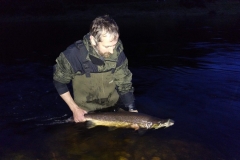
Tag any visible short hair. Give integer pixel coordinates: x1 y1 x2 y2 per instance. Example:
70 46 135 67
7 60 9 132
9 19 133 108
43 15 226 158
90 15 119 42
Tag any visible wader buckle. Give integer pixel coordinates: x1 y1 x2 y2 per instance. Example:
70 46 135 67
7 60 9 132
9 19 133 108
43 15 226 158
83 62 91 77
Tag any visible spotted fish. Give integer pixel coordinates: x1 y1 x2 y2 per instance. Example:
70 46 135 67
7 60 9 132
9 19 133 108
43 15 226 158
74 112 174 134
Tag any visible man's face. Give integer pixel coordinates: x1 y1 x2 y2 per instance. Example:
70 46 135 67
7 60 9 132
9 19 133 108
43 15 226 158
92 33 119 58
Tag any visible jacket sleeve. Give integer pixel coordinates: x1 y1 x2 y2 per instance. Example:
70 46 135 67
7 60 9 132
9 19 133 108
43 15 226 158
114 56 135 106
53 52 75 95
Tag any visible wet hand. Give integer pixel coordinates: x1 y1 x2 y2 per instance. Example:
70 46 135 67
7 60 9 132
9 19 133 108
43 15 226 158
72 107 87 123
126 102 137 112
129 109 138 113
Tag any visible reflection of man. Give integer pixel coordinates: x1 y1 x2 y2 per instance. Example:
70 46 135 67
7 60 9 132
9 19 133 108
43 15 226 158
53 15 137 123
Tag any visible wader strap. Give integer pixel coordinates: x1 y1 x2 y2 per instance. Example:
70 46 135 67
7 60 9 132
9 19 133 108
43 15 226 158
111 68 115 74
83 62 91 77
75 40 91 78
63 40 100 78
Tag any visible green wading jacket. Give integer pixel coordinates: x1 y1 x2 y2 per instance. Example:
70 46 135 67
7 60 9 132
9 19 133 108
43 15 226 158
53 33 134 111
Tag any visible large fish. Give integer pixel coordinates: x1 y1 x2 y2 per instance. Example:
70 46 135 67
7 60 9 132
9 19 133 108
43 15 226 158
67 112 174 133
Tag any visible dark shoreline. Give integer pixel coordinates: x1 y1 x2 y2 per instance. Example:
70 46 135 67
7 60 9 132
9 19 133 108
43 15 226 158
0 1 240 22
1 0 239 65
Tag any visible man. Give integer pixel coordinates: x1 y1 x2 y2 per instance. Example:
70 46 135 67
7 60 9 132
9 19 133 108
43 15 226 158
53 15 137 123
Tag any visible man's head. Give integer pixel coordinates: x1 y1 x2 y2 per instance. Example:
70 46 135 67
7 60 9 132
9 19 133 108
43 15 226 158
89 15 119 58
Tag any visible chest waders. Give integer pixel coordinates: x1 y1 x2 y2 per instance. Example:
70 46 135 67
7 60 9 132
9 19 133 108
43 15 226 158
73 72 119 111
71 41 119 112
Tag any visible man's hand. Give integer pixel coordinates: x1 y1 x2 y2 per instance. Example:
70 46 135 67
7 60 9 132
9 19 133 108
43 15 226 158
60 92 87 123
72 107 87 123
127 103 138 112
129 109 138 113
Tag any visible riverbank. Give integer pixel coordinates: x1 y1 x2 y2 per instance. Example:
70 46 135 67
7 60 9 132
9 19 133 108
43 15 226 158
0 0 239 22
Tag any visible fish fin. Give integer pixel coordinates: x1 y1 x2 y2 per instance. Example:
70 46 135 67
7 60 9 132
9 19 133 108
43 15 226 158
131 124 139 130
86 121 96 129
138 128 148 135
108 127 118 131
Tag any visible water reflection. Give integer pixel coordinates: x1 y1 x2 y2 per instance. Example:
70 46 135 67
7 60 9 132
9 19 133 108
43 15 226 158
134 42 240 160
0 123 223 160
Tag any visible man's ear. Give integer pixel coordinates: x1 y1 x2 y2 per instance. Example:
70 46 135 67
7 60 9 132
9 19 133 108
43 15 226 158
90 35 96 46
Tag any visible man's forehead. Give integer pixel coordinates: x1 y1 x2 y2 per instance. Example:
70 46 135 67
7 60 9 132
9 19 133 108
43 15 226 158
100 33 119 44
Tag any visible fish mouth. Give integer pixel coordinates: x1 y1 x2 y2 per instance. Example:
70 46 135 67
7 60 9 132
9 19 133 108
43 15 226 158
167 119 174 127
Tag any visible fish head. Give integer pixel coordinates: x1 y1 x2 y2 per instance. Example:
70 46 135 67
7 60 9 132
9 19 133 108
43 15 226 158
152 119 174 129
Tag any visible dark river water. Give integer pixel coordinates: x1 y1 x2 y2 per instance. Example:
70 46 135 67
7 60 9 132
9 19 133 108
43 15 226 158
0 14 240 160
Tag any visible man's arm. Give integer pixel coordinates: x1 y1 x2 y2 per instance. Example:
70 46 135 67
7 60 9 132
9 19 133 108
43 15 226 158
60 92 87 122
53 53 87 122
114 55 138 112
